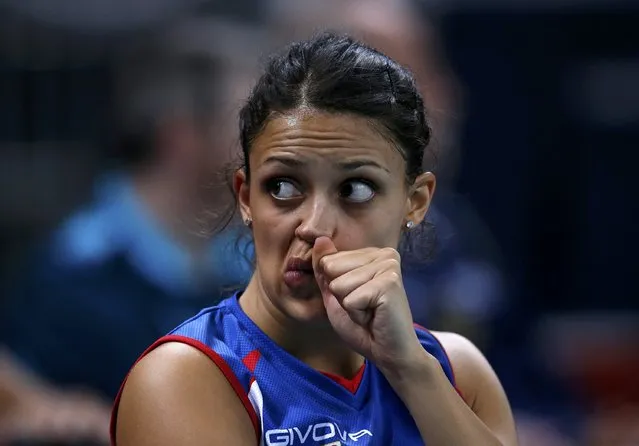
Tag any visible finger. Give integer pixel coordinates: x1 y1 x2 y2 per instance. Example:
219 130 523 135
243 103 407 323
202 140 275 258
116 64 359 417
312 236 338 276
338 279 385 326
318 247 399 279
312 237 338 301
340 271 403 324
329 258 399 299
317 250 376 279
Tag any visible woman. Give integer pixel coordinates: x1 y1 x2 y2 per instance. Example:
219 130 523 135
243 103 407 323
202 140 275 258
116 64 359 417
111 32 518 446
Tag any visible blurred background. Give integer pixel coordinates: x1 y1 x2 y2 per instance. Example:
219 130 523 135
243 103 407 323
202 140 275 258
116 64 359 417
0 0 637 444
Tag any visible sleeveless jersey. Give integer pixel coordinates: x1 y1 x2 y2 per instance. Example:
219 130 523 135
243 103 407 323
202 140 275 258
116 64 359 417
111 293 459 445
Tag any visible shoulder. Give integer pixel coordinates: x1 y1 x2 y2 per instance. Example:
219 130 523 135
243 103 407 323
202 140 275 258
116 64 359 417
429 331 482 370
52 204 122 267
429 332 518 446
8 203 116 283
169 299 241 345
114 341 257 446
429 331 508 414
51 173 136 268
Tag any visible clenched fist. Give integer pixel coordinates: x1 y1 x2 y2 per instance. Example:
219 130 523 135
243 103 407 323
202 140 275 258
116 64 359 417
312 236 423 371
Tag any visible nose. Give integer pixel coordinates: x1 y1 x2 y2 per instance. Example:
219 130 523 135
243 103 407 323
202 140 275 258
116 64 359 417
294 195 337 245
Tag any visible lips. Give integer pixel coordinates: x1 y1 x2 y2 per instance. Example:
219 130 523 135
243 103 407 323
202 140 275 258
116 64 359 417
286 257 313 273
283 257 315 289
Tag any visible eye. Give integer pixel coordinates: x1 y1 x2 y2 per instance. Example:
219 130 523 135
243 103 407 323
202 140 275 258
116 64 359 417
267 179 302 200
340 180 376 203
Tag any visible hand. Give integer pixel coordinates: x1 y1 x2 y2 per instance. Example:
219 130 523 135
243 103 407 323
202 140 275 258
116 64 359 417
0 388 111 444
312 236 423 371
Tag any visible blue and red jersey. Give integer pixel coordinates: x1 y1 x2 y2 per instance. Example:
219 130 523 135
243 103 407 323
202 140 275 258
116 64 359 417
111 293 459 445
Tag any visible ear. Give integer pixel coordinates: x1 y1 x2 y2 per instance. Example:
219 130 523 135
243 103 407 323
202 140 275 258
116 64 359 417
406 172 436 225
233 168 251 223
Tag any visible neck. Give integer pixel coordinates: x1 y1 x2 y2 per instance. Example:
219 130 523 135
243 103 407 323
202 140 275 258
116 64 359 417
240 276 364 378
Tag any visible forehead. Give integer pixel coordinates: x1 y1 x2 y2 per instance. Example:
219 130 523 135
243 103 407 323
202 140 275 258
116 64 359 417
250 110 405 172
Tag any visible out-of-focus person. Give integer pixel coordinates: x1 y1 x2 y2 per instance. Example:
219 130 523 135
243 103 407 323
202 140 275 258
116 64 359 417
0 20 260 444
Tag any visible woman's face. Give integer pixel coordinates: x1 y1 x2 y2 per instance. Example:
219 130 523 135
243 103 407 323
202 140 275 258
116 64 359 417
235 109 434 322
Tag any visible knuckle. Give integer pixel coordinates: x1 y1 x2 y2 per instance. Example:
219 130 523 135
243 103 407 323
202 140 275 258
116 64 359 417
328 277 343 294
382 257 401 272
385 270 402 284
319 256 331 272
381 247 401 261
342 295 356 310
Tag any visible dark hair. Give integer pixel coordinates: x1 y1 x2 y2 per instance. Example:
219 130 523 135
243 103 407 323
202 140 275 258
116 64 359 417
227 32 437 262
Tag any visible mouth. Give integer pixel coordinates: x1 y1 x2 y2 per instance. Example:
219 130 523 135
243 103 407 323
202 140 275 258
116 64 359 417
283 257 315 289
286 257 313 273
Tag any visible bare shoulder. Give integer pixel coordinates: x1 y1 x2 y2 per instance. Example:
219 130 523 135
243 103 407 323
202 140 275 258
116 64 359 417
115 342 256 446
431 332 487 370
429 331 482 365
429 331 497 407
430 331 518 445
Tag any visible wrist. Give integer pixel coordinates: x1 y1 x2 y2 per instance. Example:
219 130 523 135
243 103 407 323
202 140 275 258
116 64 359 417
378 346 443 391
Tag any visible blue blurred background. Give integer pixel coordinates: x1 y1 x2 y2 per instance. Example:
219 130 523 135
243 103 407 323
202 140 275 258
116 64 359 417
0 0 637 444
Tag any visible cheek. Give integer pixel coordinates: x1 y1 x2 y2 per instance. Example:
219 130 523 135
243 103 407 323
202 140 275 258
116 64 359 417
337 206 405 250
249 197 293 256
366 201 406 245
356 217 402 247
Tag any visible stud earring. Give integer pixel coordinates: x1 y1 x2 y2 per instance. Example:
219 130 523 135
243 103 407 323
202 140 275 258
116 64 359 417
405 220 415 230
244 217 252 227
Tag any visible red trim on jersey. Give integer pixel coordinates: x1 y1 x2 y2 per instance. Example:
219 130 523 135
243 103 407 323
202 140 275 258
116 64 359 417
413 323 465 401
242 349 261 373
110 335 260 445
321 362 366 394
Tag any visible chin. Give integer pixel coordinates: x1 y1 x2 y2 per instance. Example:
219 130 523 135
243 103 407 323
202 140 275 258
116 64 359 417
283 289 329 323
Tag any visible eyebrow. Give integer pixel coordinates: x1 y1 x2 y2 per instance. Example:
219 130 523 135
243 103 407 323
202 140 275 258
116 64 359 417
262 156 390 173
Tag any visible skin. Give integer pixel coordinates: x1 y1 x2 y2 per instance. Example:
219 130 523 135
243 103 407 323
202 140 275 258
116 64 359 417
0 351 111 444
115 109 518 445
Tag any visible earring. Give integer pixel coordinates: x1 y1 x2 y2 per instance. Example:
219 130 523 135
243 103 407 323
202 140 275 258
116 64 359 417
405 220 415 230
244 217 252 227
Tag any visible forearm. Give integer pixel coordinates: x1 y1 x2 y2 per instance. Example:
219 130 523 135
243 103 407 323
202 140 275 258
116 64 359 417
0 350 111 442
0 350 50 396
0 351 49 424
381 351 504 446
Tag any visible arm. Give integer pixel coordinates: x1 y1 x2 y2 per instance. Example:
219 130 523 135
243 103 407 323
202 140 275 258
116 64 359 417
380 332 518 446
0 258 112 443
115 342 256 446
0 350 110 443
311 240 517 445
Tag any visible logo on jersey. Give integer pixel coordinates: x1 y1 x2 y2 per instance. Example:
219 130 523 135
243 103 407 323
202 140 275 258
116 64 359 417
264 422 373 445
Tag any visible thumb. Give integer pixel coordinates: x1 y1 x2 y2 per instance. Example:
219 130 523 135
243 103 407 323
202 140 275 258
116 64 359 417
312 236 337 277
